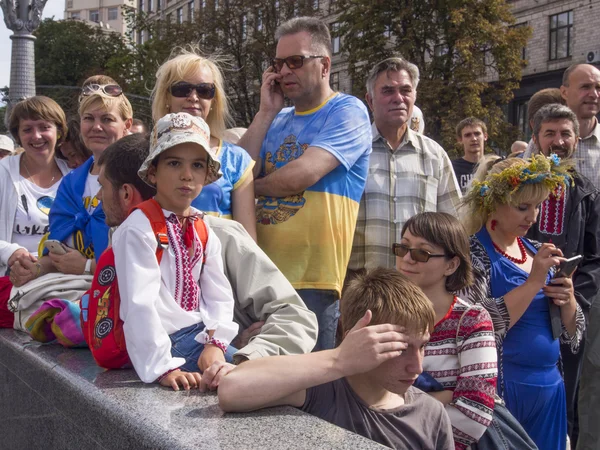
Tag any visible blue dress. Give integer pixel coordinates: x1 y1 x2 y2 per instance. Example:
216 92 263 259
476 228 566 450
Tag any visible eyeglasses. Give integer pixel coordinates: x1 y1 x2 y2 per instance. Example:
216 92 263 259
80 84 123 98
169 82 216 99
271 55 325 72
392 243 447 263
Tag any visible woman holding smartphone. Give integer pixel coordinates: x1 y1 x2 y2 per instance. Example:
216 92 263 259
151 47 257 241
461 155 585 450
0 96 70 326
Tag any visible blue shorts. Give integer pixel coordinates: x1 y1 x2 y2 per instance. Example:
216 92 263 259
169 322 237 373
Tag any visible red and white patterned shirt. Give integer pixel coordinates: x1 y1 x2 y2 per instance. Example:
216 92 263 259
423 297 498 450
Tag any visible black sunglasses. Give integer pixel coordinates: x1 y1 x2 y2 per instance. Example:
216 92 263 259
271 55 325 72
169 82 216 99
392 243 447 263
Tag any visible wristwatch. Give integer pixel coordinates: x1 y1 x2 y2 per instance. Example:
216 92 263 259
84 258 92 275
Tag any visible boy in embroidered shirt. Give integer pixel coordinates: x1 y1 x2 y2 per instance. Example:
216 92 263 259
112 113 238 390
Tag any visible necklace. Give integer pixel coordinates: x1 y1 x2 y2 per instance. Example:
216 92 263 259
493 237 527 264
22 156 56 186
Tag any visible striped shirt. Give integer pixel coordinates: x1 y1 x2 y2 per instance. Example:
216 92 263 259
574 118 600 189
348 124 462 271
424 297 497 450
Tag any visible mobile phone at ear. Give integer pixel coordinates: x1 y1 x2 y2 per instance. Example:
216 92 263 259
553 255 583 279
271 65 280 84
44 239 67 255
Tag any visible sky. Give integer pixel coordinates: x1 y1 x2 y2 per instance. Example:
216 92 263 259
0 0 65 90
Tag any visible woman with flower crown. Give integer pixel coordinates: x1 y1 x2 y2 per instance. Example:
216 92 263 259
461 154 585 450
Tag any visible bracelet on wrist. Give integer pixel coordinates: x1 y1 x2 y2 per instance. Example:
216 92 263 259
34 262 42 279
206 337 227 354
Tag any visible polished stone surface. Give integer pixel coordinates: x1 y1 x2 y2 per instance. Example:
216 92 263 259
0 329 383 449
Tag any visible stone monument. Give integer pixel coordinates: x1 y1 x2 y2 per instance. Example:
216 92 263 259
1 0 47 112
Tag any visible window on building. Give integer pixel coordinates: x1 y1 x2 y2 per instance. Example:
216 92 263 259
312 0 319 10
515 100 529 140
330 72 339 91
157 0 161 10
167 12 172 23
90 9 100 22
241 14 247 41
140 30 145 44
177 7 183 23
108 7 118 20
549 11 573 60
331 22 340 55
148 0 152 12
139 0 144 13
71 11 80 19
188 1 194 21
67 0 73 8
214 0 219 11
512 23 528 61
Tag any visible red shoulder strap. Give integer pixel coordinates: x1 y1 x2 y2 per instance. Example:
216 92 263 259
130 199 168 263
193 217 208 263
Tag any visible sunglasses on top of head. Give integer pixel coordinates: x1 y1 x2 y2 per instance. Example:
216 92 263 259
169 82 216 99
391 243 448 263
271 55 325 72
80 83 123 99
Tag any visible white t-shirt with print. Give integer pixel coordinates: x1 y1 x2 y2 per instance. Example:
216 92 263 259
12 177 60 256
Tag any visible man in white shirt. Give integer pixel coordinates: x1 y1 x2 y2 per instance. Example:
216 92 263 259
95 134 317 386
561 64 600 188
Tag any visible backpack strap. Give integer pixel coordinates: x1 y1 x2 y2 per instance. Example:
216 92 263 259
130 199 168 263
192 215 208 264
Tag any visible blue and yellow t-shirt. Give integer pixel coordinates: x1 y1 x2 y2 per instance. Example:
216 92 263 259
192 140 254 218
256 93 372 295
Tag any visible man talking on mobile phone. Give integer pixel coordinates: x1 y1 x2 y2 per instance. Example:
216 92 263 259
526 103 600 448
238 17 371 351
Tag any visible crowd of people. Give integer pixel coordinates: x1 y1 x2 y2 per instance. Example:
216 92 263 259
0 15 599 450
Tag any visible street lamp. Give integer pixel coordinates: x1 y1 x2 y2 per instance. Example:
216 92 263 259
0 0 48 116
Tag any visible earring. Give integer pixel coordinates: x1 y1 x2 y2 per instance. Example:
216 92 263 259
166 104 170 111
491 219 497 231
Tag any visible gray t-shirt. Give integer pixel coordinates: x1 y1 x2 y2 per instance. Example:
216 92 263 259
301 378 454 450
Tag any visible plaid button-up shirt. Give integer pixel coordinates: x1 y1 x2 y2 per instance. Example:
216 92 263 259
348 124 462 271
575 119 600 189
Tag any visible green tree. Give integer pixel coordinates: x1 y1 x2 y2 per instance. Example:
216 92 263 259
339 0 531 155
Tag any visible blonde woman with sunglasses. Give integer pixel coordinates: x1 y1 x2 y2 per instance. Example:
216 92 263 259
152 47 257 241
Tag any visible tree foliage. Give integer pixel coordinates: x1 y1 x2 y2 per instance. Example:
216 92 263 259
339 0 531 154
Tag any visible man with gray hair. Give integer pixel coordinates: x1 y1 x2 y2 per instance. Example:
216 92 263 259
526 103 600 448
238 17 371 351
348 56 461 271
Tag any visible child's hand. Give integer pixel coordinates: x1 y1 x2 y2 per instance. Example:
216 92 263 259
200 361 236 392
198 345 226 372
159 369 203 391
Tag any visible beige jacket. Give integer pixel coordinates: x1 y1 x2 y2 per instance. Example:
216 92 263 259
204 216 318 361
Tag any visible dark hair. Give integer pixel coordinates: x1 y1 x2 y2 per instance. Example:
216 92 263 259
341 267 435 336
8 96 68 147
401 212 473 292
533 104 579 138
456 117 488 138
275 17 332 57
59 117 92 161
96 133 156 201
526 88 565 125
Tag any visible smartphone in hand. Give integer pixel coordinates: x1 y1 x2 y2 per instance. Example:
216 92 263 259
44 239 67 255
553 255 583 279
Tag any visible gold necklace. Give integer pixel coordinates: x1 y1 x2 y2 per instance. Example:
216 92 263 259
22 156 56 185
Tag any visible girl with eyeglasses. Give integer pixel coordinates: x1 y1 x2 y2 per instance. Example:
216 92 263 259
461 155 584 450
393 212 501 449
151 47 257 241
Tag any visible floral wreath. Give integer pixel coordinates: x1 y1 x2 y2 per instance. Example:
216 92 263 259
464 154 573 214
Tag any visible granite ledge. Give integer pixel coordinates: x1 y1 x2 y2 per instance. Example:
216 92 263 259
0 329 384 450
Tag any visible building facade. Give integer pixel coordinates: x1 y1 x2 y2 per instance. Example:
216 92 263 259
508 0 600 139
64 0 135 37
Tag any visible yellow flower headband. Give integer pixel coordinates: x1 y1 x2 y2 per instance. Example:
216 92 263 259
464 154 573 214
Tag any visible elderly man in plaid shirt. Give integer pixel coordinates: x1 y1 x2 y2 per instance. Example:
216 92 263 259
348 57 461 271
